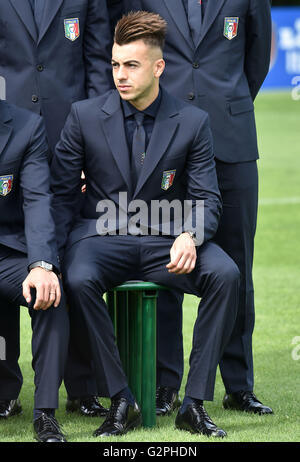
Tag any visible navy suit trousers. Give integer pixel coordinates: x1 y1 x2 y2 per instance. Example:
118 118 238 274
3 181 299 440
0 245 69 409
215 160 258 392
63 235 239 401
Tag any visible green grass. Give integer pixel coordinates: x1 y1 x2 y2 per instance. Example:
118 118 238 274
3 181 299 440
1 91 300 443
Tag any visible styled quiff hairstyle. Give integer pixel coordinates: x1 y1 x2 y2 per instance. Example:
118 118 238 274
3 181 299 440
114 11 167 52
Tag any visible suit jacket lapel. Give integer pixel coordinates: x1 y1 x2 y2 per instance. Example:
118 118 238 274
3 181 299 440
134 89 179 198
37 0 64 45
196 0 226 48
9 0 38 42
163 0 194 51
0 102 13 157
101 92 133 196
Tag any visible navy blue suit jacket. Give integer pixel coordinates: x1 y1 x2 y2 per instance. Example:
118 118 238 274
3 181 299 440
51 89 222 257
124 0 272 163
0 100 59 268
0 0 113 152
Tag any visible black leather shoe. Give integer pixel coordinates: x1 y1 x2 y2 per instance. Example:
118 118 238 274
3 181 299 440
156 386 181 416
93 398 142 437
0 399 22 419
34 413 67 442
175 403 227 437
223 391 273 415
66 396 108 417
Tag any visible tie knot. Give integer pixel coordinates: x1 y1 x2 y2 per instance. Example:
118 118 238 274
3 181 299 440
134 112 144 127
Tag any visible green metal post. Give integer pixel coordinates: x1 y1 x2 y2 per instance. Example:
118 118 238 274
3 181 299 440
141 289 157 428
128 291 142 407
116 291 129 376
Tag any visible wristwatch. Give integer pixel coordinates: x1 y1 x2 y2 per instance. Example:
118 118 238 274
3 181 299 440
28 260 58 274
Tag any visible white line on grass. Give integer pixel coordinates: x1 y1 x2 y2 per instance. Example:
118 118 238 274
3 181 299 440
259 197 300 206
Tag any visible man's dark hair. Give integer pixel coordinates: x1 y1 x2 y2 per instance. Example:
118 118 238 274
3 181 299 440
114 11 167 52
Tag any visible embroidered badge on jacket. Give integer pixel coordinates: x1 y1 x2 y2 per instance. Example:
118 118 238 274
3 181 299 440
64 18 80 41
224 17 239 40
161 170 176 191
0 175 13 196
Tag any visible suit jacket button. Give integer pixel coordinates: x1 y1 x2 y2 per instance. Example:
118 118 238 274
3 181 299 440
188 92 195 100
32 95 39 103
192 62 199 69
37 64 44 72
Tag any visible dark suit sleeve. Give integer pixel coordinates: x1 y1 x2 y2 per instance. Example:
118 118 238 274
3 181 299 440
51 104 85 257
20 115 59 268
84 0 114 97
245 0 272 101
185 113 222 245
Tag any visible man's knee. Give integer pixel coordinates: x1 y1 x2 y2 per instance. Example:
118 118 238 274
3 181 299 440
63 265 104 297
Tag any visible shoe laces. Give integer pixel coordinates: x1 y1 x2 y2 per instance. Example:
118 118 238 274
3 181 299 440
193 401 214 425
106 398 124 421
38 413 65 437
156 387 173 408
240 391 260 404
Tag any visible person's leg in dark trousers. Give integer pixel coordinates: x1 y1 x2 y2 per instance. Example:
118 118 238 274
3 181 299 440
63 236 139 399
0 299 22 400
0 246 69 413
156 289 184 415
215 161 258 392
214 161 272 414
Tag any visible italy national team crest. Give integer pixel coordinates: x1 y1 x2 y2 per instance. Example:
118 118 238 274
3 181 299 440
161 170 176 191
64 18 80 41
224 17 239 40
0 175 13 196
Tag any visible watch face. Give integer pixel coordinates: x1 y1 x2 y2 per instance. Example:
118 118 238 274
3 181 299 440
43 262 53 271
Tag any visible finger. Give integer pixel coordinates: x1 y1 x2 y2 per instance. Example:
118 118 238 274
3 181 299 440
33 284 46 310
46 286 57 310
172 252 191 273
54 282 61 308
22 281 32 305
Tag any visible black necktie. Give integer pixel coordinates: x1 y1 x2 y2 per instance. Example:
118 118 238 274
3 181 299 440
187 0 202 47
30 0 44 32
131 113 146 188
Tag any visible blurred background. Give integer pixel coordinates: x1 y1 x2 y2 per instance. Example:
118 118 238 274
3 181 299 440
264 0 300 90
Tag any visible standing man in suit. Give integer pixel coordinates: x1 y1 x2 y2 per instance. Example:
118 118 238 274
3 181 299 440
0 0 113 154
0 0 114 417
51 11 240 437
0 100 69 442
124 0 273 414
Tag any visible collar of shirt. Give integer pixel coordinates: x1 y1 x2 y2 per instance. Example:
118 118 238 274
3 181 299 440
121 89 162 120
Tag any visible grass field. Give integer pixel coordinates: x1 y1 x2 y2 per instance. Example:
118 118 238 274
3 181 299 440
1 91 300 444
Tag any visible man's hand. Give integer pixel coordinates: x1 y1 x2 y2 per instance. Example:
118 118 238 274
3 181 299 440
22 268 61 310
166 233 197 275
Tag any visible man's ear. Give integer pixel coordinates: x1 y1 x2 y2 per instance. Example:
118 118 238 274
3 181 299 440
154 58 165 78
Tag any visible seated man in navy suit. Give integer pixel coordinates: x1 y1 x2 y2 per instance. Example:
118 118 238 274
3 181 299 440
0 100 69 442
51 11 240 437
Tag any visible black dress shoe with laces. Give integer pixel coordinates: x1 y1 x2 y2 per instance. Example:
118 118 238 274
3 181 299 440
66 396 108 417
175 402 227 437
93 398 142 437
34 413 67 442
223 391 273 415
156 386 181 416
0 399 22 419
